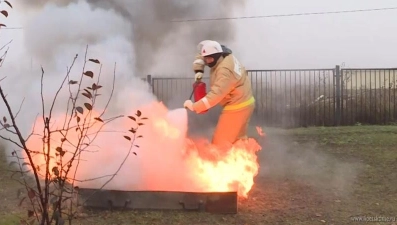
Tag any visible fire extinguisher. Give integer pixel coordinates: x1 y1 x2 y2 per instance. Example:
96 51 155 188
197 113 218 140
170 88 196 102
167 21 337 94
189 78 208 114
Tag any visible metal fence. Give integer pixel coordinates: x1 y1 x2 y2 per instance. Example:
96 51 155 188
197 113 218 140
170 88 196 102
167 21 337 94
248 69 337 127
341 68 397 125
142 66 397 128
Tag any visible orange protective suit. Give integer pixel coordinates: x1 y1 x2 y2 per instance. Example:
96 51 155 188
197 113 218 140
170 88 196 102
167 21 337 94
191 52 255 149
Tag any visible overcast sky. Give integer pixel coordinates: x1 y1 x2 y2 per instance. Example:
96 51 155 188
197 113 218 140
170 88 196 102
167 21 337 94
3 0 397 71
229 0 397 69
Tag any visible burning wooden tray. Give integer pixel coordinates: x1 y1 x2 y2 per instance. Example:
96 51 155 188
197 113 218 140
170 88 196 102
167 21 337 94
77 188 238 214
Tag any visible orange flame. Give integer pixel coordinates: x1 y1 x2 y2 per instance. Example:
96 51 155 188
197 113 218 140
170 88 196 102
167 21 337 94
183 138 261 198
256 126 266 137
24 101 262 198
24 109 105 178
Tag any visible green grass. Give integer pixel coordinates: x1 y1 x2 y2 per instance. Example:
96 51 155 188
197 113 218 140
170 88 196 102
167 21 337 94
0 143 25 225
0 214 21 225
1 125 396 225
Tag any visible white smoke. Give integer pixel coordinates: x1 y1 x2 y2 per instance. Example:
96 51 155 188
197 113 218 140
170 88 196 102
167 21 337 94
0 0 246 191
19 0 246 75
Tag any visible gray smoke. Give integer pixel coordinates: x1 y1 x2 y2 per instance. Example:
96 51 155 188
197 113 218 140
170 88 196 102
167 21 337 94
0 0 248 192
21 0 246 76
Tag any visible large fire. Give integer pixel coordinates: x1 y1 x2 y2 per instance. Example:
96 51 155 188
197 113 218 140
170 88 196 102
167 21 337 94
24 101 263 198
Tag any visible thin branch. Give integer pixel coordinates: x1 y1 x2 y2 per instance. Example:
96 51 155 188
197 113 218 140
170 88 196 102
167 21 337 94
0 121 18 134
92 63 103 106
40 67 46 162
66 174 115 183
59 47 87 154
67 101 97 213
71 115 123 159
63 65 74 129
51 47 89 224
99 62 116 118
0 76 6 82
40 67 45 121
0 47 10 67
68 116 123 167
66 64 120 168
14 97 25 119
85 129 125 136
25 114 40 142
49 54 78 121
0 39 12 51
39 66 51 224
65 46 88 129
60 115 123 169
0 134 24 148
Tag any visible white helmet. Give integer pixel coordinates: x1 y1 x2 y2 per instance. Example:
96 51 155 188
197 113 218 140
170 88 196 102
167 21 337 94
197 40 223 57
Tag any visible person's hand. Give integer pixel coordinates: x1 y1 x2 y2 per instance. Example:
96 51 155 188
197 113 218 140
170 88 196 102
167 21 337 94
195 72 203 81
184 100 194 111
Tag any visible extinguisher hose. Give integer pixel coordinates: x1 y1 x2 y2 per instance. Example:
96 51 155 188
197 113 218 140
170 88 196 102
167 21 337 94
189 85 196 100
185 80 199 110
189 78 202 100
189 89 194 100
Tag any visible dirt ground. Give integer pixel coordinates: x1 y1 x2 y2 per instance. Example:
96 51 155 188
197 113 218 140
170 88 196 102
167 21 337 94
1 125 396 225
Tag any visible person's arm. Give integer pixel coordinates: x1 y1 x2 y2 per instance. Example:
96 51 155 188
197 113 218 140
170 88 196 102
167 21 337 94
193 54 205 80
192 68 237 113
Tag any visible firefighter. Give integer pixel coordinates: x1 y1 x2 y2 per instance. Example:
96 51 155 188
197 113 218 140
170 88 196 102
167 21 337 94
183 40 255 149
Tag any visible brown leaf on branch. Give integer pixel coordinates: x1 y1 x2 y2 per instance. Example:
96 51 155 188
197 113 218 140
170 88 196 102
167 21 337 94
124 136 131 141
84 103 92 110
83 71 94 78
89 59 100 64
94 117 103 122
136 110 142 117
76 106 83 114
4 1 12 8
0 10 8 17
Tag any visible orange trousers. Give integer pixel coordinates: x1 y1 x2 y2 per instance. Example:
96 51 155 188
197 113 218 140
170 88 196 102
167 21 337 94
211 103 255 149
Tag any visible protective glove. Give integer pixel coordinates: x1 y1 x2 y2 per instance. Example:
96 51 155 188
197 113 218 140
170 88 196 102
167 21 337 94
183 100 194 111
195 72 203 81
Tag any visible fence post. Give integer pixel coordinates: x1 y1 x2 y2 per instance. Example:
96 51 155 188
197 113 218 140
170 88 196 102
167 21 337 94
249 72 259 116
335 65 341 126
146 74 153 93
